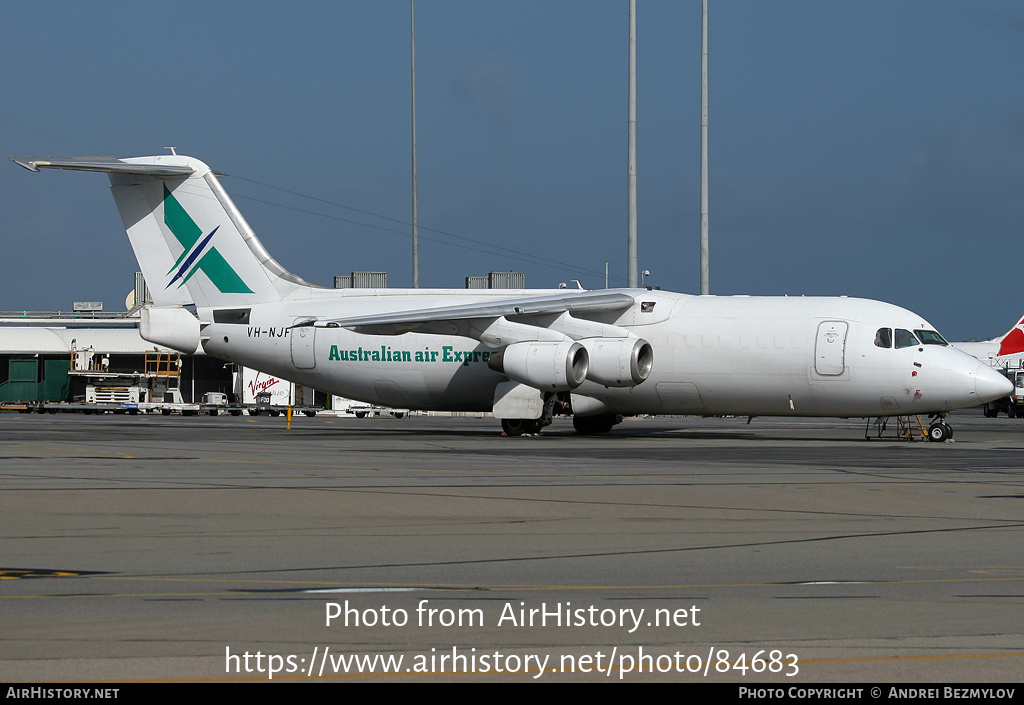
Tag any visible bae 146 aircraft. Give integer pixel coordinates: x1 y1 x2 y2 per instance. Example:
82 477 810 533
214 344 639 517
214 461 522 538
13 154 1012 440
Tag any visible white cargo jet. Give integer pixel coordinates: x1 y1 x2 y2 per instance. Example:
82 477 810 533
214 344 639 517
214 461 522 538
952 315 1024 366
14 154 1012 441
951 315 1024 419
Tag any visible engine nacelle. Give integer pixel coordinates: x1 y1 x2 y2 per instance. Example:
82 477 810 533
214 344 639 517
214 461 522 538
487 340 589 391
582 337 653 387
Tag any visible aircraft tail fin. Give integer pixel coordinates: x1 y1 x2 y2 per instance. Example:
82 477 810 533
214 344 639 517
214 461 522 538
13 155 319 307
997 315 1024 357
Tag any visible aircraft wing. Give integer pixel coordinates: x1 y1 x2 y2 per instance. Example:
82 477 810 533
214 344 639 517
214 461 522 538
307 291 637 331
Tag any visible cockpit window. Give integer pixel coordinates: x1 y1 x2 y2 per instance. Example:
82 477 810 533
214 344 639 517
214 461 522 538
894 329 919 349
874 328 892 348
914 329 948 346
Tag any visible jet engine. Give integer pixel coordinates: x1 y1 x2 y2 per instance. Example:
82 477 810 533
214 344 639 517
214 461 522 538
487 340 589 391
581 337 653 387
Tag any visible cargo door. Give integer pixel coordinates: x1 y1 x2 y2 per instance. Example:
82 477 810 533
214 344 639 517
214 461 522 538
290 322 316 369
814 321 848 376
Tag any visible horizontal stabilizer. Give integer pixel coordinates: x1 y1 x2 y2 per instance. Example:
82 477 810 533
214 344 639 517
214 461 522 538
11 157 195 177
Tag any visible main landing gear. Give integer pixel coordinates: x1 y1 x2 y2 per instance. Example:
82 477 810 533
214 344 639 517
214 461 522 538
498 394 624 437
500 393 565 437
572 414 621 435
502 413 623 436
501 418 544 436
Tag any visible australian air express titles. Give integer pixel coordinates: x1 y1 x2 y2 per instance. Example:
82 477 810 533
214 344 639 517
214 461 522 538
328 344 491 367
244 328 489 368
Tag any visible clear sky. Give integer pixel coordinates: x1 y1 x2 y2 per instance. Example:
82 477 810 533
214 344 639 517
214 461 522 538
3 1 1022 341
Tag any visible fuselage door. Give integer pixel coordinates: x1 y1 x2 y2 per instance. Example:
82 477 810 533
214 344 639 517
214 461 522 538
291 321 316 369
814 321 848 376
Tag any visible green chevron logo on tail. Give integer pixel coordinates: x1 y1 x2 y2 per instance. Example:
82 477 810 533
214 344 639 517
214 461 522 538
163 184 253 294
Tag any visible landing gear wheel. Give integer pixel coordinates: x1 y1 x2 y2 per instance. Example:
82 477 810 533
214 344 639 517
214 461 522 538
501 418 538 437
573 414 617 435
928 422 951 442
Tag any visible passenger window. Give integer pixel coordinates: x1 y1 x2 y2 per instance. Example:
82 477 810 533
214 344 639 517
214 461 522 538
874 328 892 348
894 329 919 349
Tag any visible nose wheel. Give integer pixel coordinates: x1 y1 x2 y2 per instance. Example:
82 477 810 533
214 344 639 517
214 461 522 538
927 418 953 442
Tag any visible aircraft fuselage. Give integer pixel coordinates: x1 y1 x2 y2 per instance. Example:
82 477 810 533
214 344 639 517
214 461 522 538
200 289 997 418
18 153 1010 436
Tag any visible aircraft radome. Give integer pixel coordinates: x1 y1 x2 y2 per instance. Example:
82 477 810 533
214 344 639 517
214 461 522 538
13 154 1013 441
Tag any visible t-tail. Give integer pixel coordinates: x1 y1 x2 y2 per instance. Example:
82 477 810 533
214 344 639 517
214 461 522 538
12 155 318 307
997 315 1024 357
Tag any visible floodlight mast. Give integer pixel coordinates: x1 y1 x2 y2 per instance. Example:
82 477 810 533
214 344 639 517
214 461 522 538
411 0 420 288
627 0 638 289
700 0 710 295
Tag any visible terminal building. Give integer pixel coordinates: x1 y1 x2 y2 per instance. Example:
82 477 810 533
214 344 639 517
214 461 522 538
0 310 232 405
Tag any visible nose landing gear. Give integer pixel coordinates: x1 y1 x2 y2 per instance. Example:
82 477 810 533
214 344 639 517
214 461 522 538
865 414 953 442
927 416 953 443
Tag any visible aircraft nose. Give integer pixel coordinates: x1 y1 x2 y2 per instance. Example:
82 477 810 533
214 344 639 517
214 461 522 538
975 363 1013 404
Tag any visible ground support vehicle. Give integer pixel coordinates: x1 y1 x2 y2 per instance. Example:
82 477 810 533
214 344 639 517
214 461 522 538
347 403 408 419
982 364 1024 418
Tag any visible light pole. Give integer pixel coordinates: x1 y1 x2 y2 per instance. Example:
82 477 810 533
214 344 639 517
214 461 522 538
626 0 638 289
411 0 420 288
